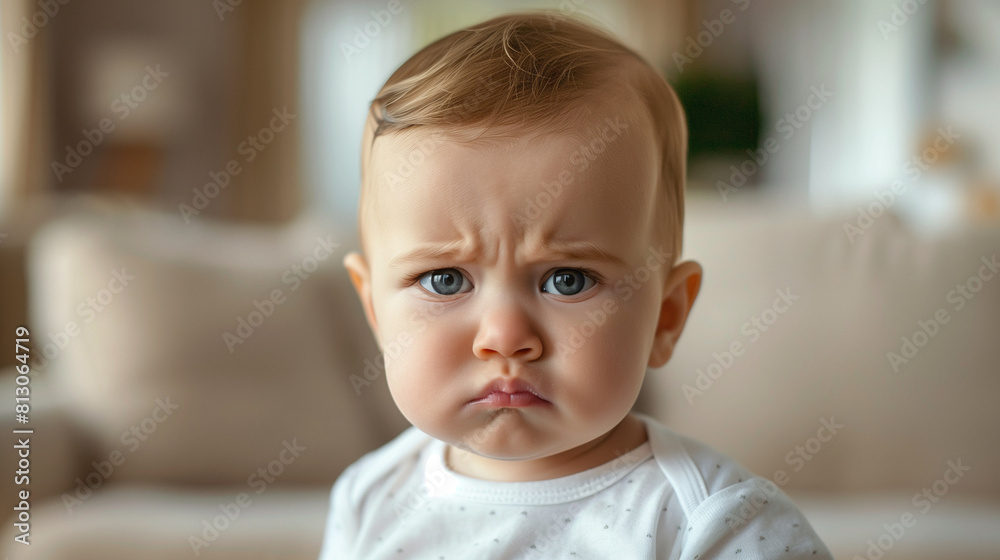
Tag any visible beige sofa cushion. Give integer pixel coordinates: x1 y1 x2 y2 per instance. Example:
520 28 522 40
644 194 1000 496
27 208 407 486
2 485 328 560
796 493 1000 560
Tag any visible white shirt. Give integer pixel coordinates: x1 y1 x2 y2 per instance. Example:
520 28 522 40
318 412 832 559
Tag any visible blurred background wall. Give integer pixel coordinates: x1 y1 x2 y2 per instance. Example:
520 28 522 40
0 0 307 358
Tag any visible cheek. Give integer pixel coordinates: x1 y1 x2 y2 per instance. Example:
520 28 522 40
551 295 656 407
379 301 466 423
577 326 646 393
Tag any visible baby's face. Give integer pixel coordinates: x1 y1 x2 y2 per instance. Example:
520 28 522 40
345 103 700 480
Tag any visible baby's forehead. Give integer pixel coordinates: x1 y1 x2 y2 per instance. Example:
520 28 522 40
369 97 656 187
363 107 662 259
369 131 651 221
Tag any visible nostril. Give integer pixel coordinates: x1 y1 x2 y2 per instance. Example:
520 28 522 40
472 319 543 360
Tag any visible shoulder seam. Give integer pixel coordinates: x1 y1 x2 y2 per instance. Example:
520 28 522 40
637 413 710 518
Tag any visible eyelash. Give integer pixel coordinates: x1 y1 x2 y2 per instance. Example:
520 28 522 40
404 267 605 292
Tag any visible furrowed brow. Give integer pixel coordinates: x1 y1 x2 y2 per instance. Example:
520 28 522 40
538 240 626 267
388 240 476 269
389 239 625 268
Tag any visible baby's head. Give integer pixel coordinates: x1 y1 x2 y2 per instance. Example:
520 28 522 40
344 12 702 480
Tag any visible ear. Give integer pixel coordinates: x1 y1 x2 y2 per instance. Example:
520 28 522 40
343 251 380 347
647 260 703 369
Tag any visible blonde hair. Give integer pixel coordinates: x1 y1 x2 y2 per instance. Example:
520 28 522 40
359 11 687 264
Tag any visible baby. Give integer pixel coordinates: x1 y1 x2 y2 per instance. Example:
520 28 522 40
320 11 832 559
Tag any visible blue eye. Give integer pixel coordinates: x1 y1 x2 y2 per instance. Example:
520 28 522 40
418 268 471 296
542 269 595 296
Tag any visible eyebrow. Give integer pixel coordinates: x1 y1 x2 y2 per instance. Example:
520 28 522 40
388 239 626 269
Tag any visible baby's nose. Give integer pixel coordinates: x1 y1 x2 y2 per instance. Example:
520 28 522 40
472 306 543 361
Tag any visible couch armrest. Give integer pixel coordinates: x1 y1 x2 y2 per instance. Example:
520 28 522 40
1 367 94 522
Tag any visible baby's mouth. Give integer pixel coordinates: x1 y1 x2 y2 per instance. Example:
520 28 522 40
467 390 549 407
467 377 550 407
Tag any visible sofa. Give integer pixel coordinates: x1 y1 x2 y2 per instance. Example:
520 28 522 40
1 191 998 559
0 203 409 559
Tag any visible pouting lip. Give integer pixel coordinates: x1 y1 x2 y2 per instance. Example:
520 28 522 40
467 378 548 404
